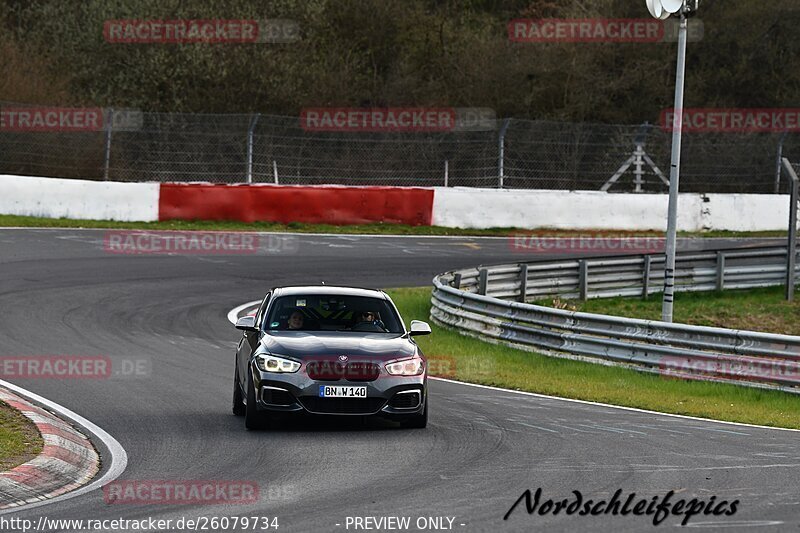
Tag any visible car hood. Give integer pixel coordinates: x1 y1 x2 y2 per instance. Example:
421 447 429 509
259 331 417 360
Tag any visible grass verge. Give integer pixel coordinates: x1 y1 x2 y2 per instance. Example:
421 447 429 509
0 401 43 471
387 287 800 430
0 214 789 238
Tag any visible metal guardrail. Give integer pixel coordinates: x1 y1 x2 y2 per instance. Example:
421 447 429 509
431 246 800 392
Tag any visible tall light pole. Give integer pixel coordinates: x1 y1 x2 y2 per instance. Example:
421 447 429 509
645 0 699 322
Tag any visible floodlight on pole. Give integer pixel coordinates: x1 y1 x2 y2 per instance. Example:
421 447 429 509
644 0 699 323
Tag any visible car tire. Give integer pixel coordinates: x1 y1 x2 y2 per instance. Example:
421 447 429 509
244 369 267 430
401 397 428 429
232 363 245 416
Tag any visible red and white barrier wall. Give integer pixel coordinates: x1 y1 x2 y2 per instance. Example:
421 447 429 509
159 182 433 225
0 174 795 231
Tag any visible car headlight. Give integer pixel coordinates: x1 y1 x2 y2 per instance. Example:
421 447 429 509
256 354 301 373
385 357 424 376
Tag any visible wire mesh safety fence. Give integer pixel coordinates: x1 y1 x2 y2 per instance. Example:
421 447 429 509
0 101 798 192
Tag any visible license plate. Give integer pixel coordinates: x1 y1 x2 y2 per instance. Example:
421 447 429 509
318 385 367 398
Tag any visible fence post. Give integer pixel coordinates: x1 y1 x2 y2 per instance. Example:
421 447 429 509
775 132 788 194
782 158 799 301
497 118 510 188
519 263 528 302
478 268 488 296
102 107 113 181
716 251 725 291
444 160 449 187
578 260 588 300
633 143 644 193
273 160 279 184
642 255 651 299
246 113 260 184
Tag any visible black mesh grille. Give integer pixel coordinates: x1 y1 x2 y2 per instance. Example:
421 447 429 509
261 388 295 406
299 396 386 414
389 391 421 409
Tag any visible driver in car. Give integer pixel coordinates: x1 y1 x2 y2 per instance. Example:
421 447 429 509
353 311 386 331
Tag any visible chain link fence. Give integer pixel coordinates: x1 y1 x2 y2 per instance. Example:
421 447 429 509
0 101 798 193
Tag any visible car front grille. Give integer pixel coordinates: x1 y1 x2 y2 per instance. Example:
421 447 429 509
306 361 381 382
389 391 421 409
299 396 387 415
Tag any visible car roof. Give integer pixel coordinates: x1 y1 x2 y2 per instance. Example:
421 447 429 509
271 286 388 299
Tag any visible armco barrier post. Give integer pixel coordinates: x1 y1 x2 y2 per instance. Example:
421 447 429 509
519 263 528 302
642 255 652 299
716 252 725 292
783 158 799 301
478 268 488 295
578 260 588 300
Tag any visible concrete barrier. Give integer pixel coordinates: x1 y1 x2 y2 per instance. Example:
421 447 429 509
431 187 794 231
0 175 159 222
0 174 795 231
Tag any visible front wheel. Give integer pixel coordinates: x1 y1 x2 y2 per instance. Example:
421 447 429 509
244 370 267 430
232 363 245 416
401 397 428 429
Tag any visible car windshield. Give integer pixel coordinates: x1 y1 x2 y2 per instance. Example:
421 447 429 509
264 294 403 333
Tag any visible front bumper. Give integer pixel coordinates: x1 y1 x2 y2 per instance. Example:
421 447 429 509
250 361 426 417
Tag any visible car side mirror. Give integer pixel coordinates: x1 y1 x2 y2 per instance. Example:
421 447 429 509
409 320 431 336
235 316 258 332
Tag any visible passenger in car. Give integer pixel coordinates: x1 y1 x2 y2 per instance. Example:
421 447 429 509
287 310 305 330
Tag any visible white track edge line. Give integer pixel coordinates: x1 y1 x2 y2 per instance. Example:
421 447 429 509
429 377 800 434
0 379 128 515
226 301 800 434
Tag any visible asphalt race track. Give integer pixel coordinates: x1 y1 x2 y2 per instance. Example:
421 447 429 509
0 229 797 532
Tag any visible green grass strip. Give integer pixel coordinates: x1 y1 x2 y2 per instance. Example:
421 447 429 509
387 287 800 430
0 401 43 471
